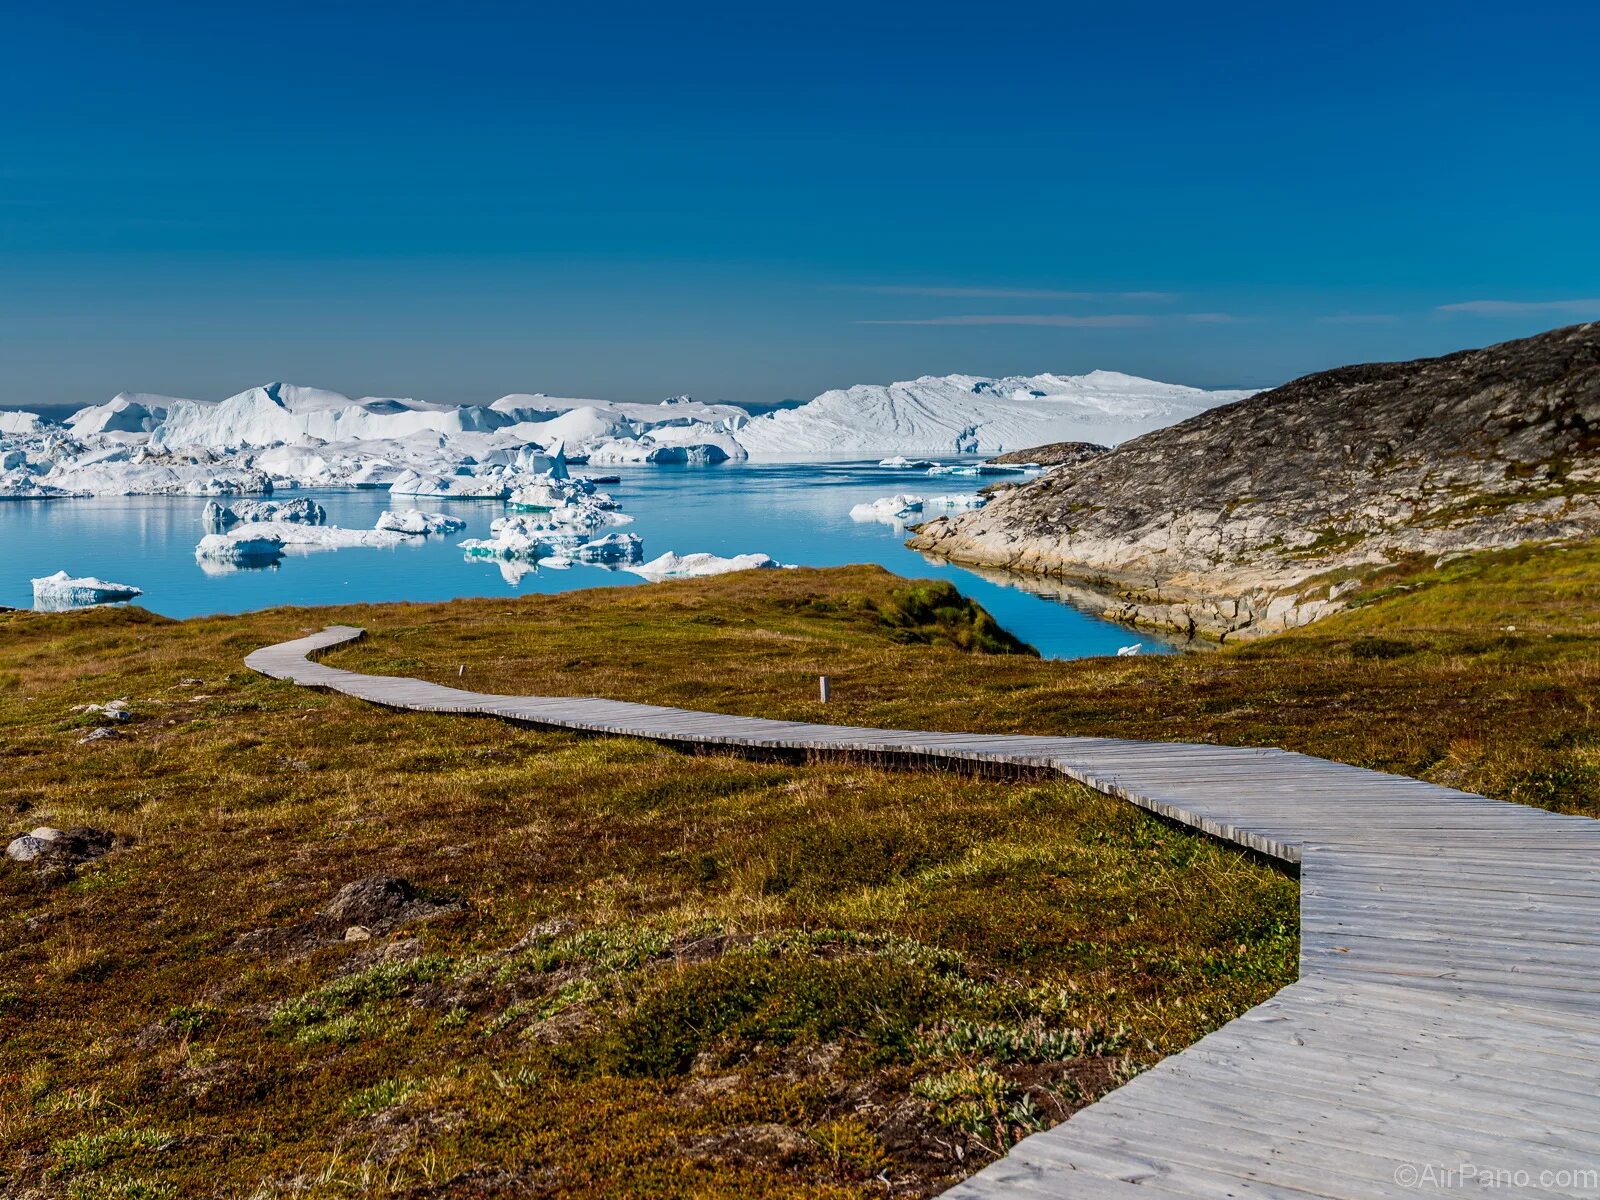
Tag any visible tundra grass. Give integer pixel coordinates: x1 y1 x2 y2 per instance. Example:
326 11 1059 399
3 542 1596 1197
0 575 1290 1199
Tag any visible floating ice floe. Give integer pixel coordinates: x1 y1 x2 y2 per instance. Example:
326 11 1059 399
195 521 407 564
850 494 925 525
922 494 987 511
32 570 143 609
878 456 940 469
574 532 644 563
375 509 467 536
203 497 326 530
195 532 287 565
459 514 571 561
1117 643 1143 657
626 551 779 580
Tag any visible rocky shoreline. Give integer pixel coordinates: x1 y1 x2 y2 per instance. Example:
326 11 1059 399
910 323 1600 641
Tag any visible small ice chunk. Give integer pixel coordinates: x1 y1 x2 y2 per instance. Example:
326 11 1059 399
626 551 778 580
850 494 924 525
31 571 143 610
1117 643 1143 657
878 456 940 469
575 532 644 563
375 508 467 536
203 497 326 529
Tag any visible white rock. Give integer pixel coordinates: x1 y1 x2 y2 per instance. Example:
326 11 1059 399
31 570 143 609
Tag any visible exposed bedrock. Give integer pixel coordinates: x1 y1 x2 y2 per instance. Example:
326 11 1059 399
909 322 1600 641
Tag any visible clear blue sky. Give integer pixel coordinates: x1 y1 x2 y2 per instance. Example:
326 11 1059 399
3 0 1597 408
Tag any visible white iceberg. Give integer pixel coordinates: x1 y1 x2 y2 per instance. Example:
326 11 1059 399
375 508 467 536
878 456 940 469
1117 643 1143 657
388 469 511 499
31 570 143 609
1 411 46 435
1 471 84 500
196 521 405 563
737 371 1254 459
574 532 645 563
850 494 925 525
203 497 326 529
922 493 987 510
625 551 778 580
459 515 571 561
195 532 286 564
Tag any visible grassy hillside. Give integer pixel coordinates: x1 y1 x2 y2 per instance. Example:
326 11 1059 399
4 544 1598 1198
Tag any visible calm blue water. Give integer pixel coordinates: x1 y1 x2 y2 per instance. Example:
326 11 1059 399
0 461 1169 659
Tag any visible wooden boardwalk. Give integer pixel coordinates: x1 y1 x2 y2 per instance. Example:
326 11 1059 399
248 626 1600 1199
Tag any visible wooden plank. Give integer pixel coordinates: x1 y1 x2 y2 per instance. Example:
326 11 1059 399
244 626 1600 1200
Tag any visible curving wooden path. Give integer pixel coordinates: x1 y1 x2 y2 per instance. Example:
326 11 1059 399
248 627 1600 1199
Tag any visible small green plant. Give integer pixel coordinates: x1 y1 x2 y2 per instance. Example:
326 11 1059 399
344 1077 419 1118
912 1018 1127 1064
52 1126 174 1176
912 1065 1050 1150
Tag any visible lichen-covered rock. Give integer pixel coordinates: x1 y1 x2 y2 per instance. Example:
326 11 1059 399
910 322 1600 640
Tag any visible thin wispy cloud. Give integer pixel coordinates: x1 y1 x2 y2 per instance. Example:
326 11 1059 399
855 314 1156 328
849 285 1177 302
1183 312 1248 324
1437 299 1600 315
1319 313 1400 325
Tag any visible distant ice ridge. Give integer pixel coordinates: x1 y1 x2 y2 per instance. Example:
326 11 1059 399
31 570 142 610
737 371 1254 458
0 369 1251 500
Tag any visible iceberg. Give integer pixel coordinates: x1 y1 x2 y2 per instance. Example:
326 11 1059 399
195 532 286 564
737 371 1255 458
375 508 467 536
7 369 1247 504
574 532 644 563
196 521 406 562
31 570 143 610
0 471 83 500
0 411 45 436
459 515 570 561
626 551 779 580
850 494 925 525
923 493 987 510
388 469 511 499
203 497 326 529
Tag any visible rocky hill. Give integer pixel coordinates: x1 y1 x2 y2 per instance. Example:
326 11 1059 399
909 323 1600 640
985 441 1110 466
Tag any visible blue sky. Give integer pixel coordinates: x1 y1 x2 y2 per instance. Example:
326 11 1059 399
3 0 1597 407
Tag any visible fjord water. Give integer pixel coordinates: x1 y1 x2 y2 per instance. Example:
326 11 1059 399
0 460 1169 659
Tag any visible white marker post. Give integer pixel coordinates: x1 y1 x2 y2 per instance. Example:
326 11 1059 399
819 675 830 703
